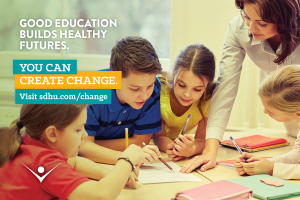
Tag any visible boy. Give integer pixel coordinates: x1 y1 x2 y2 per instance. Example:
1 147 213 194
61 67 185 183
79 36 163 164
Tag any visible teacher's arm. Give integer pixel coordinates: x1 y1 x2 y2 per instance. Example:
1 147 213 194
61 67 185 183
180 15 247 173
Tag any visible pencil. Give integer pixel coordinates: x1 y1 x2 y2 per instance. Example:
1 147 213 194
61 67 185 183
158 158 175 173
124 128 138 189
125 128 129 148
142 142 175 173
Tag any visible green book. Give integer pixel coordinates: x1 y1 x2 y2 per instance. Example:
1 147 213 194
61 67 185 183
227 174 300 200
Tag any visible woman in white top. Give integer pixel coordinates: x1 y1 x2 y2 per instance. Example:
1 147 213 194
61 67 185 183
180 0 300 173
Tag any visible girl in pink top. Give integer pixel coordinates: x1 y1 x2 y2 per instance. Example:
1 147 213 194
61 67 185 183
235 65 300 179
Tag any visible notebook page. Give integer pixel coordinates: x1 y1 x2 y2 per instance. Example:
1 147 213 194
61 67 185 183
138 161 202 184
217 163 236 171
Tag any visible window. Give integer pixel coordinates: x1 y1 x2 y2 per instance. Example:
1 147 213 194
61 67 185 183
0 0 171 58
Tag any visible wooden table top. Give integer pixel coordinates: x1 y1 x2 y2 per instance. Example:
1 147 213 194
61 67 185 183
101 130 300 200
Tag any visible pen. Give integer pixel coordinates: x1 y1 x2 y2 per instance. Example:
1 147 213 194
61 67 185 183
125 128 138 188
142 142 175 173
230 136 248 163
180 114 191 135
176 114 191 147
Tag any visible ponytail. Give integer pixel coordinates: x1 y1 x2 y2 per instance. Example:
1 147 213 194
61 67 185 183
0 104 87 167
0 120 22 167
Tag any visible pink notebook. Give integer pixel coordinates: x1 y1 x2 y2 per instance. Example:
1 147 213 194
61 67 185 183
216 159 236 171
175 180 253 200
222 135 287 149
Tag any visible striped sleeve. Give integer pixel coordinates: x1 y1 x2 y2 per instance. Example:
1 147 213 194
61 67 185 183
85 104 101 136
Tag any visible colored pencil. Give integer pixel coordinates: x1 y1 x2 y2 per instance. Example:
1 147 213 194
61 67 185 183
142 142 174 173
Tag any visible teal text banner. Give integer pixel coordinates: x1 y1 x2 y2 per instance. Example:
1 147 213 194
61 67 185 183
13 60 77 74
15 89 111 104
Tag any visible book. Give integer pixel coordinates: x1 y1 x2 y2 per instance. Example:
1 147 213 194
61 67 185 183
175 180 253 200
216 157 272 171
216 159 237 171
227 174 300 200
221 135 289 152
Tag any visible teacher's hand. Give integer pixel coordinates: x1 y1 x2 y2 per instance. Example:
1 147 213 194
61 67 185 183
179 153 216 173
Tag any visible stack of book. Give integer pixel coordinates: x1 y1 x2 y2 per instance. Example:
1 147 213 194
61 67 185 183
221 135 289 152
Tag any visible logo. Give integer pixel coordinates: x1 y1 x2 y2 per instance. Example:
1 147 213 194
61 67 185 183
21 162 60 183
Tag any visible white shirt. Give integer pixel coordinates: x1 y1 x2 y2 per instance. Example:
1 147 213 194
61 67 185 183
206 14 300 142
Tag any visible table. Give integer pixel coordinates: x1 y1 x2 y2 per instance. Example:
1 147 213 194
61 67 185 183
195 131 300 200
194 131 296 181
105 130 300 200
100 161 212 200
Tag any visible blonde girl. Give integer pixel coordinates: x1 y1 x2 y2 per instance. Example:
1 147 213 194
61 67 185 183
235 65 300 179
0 104 144 200
153 44 216 162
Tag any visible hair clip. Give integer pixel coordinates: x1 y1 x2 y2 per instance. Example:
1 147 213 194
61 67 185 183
16 121 23 129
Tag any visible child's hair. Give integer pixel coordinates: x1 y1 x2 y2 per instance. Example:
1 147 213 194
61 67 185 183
0 104 87 167
165 44 216 132
235 0 300 65
259 65 300 115
110 36 162 78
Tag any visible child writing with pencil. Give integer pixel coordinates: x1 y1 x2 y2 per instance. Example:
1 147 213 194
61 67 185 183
235 65 300 179
0 104 145 200
80 36 163 165
153 44 216 162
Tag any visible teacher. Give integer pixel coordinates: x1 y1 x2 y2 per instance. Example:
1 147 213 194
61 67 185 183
180 0 300 173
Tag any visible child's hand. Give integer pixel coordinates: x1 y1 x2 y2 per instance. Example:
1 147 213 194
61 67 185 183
142 145 162 164
173 134 194 157
166 143 176 158
241 157 274 176
126 167 139 185
234 152 254 175
122 144 145 167
238 152 254 163
166 143 185 161
172 155 186 162
234 160 247 176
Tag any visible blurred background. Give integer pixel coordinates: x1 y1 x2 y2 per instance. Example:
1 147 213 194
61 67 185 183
0 0 286 133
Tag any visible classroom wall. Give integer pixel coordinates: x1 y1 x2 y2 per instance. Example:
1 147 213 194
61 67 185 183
0 0 287 131
170 0 285 131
